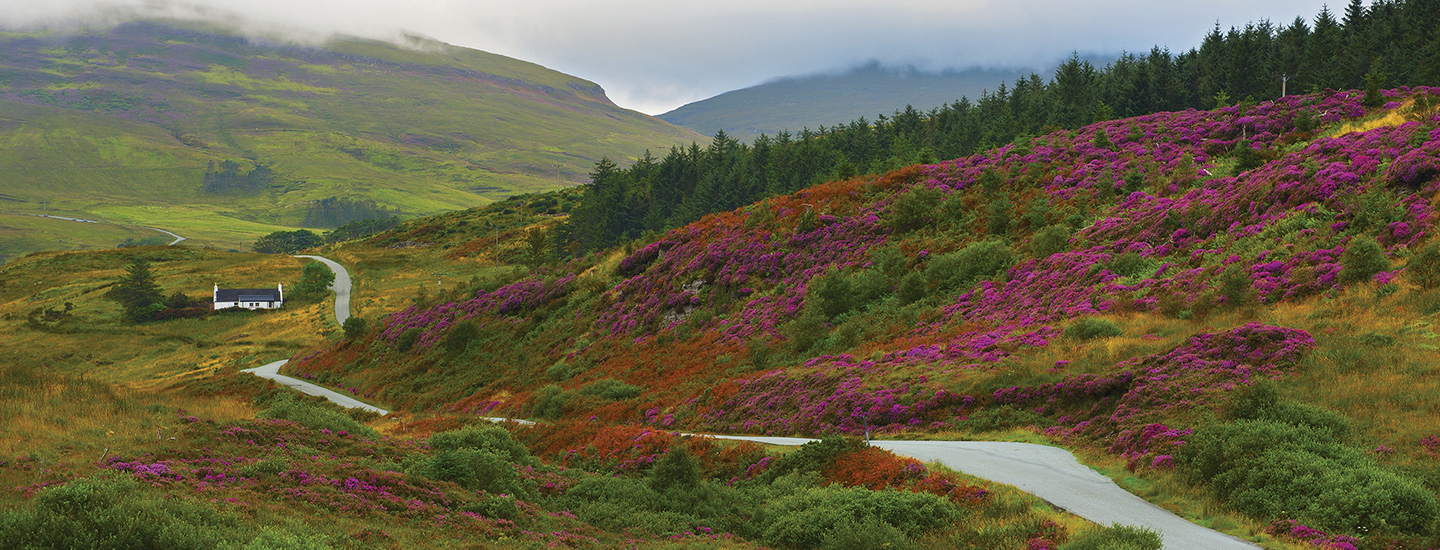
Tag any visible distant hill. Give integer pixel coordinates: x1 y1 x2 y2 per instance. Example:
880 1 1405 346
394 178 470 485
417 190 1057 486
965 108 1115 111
659 63 1030 140
0 20 701 257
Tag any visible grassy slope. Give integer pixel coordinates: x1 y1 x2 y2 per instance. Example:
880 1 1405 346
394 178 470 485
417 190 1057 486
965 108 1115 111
0 20 701 257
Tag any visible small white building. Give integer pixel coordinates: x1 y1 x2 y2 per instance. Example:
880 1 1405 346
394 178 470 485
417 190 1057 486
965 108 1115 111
214 284 284 310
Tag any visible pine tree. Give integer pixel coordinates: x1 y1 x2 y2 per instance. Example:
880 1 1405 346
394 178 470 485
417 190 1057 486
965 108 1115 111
106 258 164 322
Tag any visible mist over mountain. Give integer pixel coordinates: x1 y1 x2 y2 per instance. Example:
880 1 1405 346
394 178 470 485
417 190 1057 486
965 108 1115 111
659 61 1056 141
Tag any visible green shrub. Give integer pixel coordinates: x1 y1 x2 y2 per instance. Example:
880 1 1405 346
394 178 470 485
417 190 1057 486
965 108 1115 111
821 516 915 550
752 485 954 548
0 475 244 550
896 271 927 305
1108 251 1145 278
987 197 1013 236
1225 380 1350 439
546 361 577 381
925 240 1015 294
1408 242 1440 289
1030 225 1072 258
1339 235 1390 284
578 378 642 400
1218 262 1258 307
395 327 423 352
1177 420 1437 535
257 394 378 438
1063 318 1122 340
886 185 944 233
423 448 529 496
444 320 479 355
429 424 533 463
459 493 520 521
531 384 570 419
756 436 859 484
341 316 367 340
650 447 701 494
1061 524 1162 550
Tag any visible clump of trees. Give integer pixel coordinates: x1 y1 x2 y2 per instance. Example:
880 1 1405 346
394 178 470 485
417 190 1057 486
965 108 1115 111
202 160 274 194
252 230 322 254
303 197 393 228
105 258 207 322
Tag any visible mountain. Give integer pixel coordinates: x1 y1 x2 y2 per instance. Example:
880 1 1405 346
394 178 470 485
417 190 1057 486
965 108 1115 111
659 62 1030 141
0 20 702 259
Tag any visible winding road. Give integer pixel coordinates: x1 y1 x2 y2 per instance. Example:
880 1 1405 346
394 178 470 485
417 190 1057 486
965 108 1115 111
241 254 386 414
236 256 1258 550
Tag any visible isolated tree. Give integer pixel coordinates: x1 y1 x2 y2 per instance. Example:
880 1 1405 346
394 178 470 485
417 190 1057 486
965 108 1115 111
106 258 164 322
524 227 548 271
342 316 368 340
297 261 335 297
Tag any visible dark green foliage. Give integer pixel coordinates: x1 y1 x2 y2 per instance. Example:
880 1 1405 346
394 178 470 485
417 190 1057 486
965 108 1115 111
751 485 954 549
1218 262 1258 307
958 405 1056 432
420 448 529 496
1339 235 1389 284
531 384 570 419
297 261 335 297
202 159 273 195
1060 524 1162 550
0 475 244 550
1408 242 1440 289
444 320 479 355
786 310 830 354
924 240 1016 295
395 327 422 352
803 266 892 320
322 216 399 244
1030 225 1071 258
252 230 322 254
257 394 378 438
820 516 914 550
429 424 533 464
1176 420 1437 535
1063 318 1123 340
303 196 393 229
458 494 520 521
164 291 195 309
242 527 334 550
341 316 367 340
650 447 701 493
1107 251 1146 278
1232 139 1267 173
755 436 859 484
1362 66 1387 108
896 271 927 305
105 257 164 322
577 378 642 400
524 227 549 270
885 185 944 233
1224 380 1350 439
986 197 1013 236
546 361 577 381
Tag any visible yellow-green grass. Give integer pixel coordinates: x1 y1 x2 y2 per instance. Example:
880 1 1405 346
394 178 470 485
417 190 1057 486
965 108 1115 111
0 212 159 261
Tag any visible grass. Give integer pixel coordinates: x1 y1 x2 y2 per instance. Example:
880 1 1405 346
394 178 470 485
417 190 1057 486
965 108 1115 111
0 20 702 261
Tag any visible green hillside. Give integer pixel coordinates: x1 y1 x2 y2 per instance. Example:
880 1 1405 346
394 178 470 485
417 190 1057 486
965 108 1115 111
659 63 1027 142
0 20 701 259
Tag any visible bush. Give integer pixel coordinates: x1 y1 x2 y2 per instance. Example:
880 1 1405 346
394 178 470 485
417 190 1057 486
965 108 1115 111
1339 235 1390 284
1225 380 1350 439
444 320 479 355
1107 251 1145 278
821 516 915 550
896 271 927 305
578 378 642 400
1030 225 1071 258
650 447 701 493
341 317 367 340
422 448 528 496
395 327 423 352
1063 318 1122 340
0 475 243 550
1061 524 1161 550
1176 420 1437 535
925 240 1015 294
886 186 944 233
531 385 570 419
244 527 333 550
546 361 577 381
1408 242 1440 289
429 424 532 463
257 394 378 438
756 436 859 484
752 485 954 548
1218 262 1258 307
458 493 520 521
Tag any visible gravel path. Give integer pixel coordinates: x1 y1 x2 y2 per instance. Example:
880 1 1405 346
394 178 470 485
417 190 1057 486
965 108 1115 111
242 359 388 415
293 254 351 325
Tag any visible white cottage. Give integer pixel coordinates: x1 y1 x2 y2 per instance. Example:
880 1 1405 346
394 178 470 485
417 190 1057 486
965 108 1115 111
213 284 284 310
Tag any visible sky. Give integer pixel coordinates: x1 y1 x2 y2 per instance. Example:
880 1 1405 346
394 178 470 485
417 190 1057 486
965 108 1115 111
1 0 1336 115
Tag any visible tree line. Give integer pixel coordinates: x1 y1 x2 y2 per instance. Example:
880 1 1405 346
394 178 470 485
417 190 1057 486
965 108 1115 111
556 0 1439 256
202 160 275 194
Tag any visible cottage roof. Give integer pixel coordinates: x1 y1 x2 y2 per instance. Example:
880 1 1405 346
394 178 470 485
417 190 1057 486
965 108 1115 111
216 288 282 302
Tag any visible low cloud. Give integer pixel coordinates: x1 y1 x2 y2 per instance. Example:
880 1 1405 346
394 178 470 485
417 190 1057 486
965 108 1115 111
1 0 1331 114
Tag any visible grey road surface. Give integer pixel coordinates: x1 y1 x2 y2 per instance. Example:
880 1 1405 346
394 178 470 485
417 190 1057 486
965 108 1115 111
293 255 351 325
707 436 1259 550
242 359 388 415
144 227 186 245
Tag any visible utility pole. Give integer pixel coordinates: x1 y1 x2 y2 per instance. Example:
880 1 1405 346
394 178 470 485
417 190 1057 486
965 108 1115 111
431 271 448 288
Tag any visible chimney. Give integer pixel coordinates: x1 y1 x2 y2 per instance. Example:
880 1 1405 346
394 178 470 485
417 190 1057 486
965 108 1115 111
278 283 284 303
213 283 218 302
